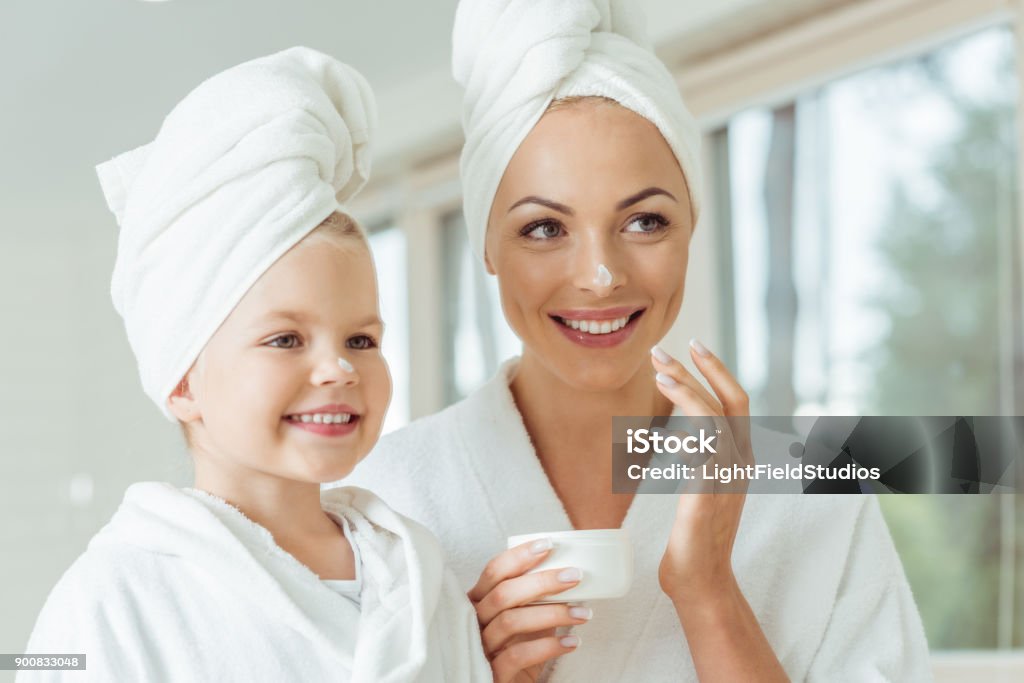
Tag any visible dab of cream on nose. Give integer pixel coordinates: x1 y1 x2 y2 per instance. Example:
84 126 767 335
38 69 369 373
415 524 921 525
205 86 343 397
337 357 355 372
594 263 613 287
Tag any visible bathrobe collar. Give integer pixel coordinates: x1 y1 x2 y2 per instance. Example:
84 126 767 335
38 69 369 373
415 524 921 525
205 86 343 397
463 357 673 523
90 482 441 680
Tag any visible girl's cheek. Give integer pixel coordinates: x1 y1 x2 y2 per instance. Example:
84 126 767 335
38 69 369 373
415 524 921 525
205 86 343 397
372 365 392 403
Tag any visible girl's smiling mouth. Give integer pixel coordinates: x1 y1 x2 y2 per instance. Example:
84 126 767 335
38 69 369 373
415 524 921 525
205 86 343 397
284 404 361 436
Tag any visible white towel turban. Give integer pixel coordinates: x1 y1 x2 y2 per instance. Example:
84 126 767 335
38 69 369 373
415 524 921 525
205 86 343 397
97 47 376 420
454 0 703 262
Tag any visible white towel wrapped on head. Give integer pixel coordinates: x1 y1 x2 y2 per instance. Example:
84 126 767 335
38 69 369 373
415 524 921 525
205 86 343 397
96 46 375 419
454 0 703 262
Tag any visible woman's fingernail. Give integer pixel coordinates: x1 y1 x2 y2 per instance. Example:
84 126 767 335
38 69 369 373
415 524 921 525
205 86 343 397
650 345 672 364
655 372 678 387
530 538 553 554
558 567 582 582
560 635 580 648
689 338 712 358
569 606 593 620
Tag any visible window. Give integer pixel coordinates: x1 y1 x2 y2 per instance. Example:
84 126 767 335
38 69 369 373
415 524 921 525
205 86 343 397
711 25 1022 649
716 26 1019 417
440 210 521 403
366 224 410 433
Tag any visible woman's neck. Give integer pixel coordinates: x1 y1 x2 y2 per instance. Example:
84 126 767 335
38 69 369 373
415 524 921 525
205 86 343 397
510 352 673 529
511 352 673 443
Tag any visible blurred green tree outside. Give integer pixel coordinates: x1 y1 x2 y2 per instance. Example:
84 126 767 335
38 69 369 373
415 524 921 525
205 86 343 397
855 29 1023 649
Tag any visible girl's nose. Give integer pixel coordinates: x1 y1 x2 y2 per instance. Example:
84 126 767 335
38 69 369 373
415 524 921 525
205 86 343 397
310 354 359 387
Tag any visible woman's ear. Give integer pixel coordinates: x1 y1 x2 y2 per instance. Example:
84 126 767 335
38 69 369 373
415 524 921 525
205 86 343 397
484 248 496 275
167 373 201 423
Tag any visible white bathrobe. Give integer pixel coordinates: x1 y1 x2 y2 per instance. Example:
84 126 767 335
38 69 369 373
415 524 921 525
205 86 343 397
20 483 489 683
345 360 933 682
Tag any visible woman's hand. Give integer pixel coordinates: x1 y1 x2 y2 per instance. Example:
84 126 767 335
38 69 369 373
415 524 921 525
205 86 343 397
468 539 590 683
650 340 753 605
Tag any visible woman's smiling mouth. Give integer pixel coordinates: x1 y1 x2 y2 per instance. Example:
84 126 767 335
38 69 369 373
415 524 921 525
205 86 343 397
549 307 645 347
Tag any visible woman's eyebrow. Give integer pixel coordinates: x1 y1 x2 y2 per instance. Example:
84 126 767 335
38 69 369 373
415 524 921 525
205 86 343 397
507 188 676 215
616 187 677 210
507 196 575 216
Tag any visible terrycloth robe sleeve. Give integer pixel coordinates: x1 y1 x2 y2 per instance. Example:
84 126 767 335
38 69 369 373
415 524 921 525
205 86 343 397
805 497 933 682
18 554 142 682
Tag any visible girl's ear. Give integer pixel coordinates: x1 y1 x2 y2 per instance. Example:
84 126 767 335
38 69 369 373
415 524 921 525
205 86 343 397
167 373 201 423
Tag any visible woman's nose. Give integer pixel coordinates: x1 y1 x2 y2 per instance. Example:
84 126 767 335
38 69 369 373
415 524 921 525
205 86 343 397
571 238 625 296
310 354 359 387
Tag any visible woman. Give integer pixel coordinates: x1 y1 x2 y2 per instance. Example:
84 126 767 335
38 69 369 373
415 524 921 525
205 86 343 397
346 1 931 681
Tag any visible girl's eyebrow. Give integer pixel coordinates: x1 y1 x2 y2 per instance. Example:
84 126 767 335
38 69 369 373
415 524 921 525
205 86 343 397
260 310 312 323
258 311 384 329
357 315 385 329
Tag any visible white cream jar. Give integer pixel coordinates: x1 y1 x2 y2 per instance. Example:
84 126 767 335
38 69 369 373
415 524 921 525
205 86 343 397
507 529 633 603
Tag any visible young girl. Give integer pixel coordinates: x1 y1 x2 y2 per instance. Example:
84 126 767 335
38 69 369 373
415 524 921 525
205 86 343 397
20 47 491 682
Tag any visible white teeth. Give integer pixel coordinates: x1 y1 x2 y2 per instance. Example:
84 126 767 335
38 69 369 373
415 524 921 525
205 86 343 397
291 413 354 424
559 315 631 335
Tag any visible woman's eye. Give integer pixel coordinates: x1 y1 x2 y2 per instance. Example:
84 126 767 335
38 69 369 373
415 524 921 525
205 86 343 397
522 221 564 240
624 213 669 234
266 334 301 349
347 334 377 350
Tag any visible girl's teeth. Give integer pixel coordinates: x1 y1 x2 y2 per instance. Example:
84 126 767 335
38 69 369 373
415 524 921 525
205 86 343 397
560 316 630 335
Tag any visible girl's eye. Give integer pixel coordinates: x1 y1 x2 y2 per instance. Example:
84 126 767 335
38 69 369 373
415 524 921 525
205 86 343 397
522 221 565 240
624 213 669 234
347 334 378 350
266 334 301 349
